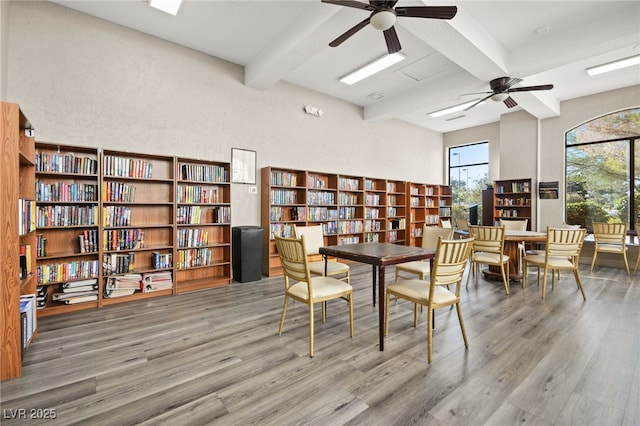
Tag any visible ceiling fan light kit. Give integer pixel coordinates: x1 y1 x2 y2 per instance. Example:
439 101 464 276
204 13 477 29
322 0 457 54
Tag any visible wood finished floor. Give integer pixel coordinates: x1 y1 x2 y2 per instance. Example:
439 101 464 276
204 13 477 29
1 263 638 426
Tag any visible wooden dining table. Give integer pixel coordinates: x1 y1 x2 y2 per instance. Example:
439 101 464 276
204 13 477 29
318 242 436 351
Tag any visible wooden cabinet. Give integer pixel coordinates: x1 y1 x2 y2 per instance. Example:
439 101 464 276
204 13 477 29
1 102 36 380
493 178 532 230
175 158 231 292
34 143 100 315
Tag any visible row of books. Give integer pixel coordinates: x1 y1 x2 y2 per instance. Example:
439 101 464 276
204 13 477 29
20 294 37 358
338 177 360 191
37 260 100 284
79 229 99 253
495 182 531 194
270 171 299 187
176 248 212 269
36 205 99 227
103 252 135 275
36 181 98 202
176 185 221 204
307 191 334 205
102 181 137 202
35 152 98 175
177 228 209 248
338 193 360 205
103 205 132 227
179 163 228 183
103 155 153 179
103 228 144 251
18 199 36 235
271 189 298 205
152 251 172 269
495 197 530 206
19 244 33 280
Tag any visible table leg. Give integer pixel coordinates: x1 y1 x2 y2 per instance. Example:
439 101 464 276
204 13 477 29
323 254 328 276
371 265 377 307
378 265 386 351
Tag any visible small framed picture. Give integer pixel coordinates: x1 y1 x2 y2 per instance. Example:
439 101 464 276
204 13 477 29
231 148 257 184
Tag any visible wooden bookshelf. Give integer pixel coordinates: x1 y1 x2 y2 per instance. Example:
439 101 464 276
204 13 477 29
337 174 364 245
34 143 100 316
175 158 231 292
406 183 448 247
1 102 37 380
493 178 532 230
100 150 176 305
364 178 386 243
438 185 453 224
386 179 406 244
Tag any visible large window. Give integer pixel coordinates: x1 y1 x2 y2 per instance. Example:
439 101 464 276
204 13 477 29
449 142 489 225
565 108 640 230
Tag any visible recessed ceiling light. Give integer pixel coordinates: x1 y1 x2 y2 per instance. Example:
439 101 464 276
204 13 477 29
428 100 485 118
368 93 384 100
340 53 405 85
586 55 640 76
149 0 182 15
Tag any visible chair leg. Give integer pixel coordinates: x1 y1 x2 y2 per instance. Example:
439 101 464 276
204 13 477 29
522 259 527 289
309 303 314 358
465 261 473 288
541 268 549 299
384 292 391 336
322 301 327 323
348 294 354 337
635 252 640 274
413 303 419 327
590 251 598 272
278 296 289 335
500 263 510 295
623 252 630 275
427 306 434 363
574 268 587 300
455 302 468 349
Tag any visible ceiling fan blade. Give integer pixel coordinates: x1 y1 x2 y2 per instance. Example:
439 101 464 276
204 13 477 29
509 84 554 92
395 6 458 19
383 26 402 54
321 0 374 11
460 91 493 96
504 96 518 108
329 17 371 47
464 94 493 111
490 76 522 92
370 0 399 7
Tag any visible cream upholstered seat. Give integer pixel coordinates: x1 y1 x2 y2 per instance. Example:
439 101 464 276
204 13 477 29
275 234 354 357
522 226 587 299
385 237 474 363
294 224 350 283
590 222 629 274
523 223 579 282
466 225 510 295
395 225 454 281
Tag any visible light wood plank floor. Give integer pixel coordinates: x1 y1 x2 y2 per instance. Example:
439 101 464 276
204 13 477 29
1 263 638 425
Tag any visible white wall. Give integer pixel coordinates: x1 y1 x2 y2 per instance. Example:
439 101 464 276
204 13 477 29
3 1 444 226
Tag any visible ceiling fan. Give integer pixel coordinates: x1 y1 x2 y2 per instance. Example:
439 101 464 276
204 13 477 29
464 77 554 111
322 0 457 54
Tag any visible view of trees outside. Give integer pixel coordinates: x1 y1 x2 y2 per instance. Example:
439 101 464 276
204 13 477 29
449 143 489 225
566 108 640 229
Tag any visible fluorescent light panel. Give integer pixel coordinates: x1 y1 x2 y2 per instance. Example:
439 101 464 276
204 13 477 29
428 100 485 118
586 55 640 76
340 53 405 85
149 0 182 15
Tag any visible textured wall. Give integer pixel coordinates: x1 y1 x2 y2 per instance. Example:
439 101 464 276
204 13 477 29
4 1 444 226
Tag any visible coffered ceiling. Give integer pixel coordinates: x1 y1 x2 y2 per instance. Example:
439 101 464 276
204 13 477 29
51 0 640 133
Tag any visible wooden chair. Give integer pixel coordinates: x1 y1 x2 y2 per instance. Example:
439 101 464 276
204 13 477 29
274 234 354 357
466 225 510 295
385 237 474 363
590 222 629 274
522 226 587 299
439 219 452 228
293 224 350 283
455 217 469 231
499 218 528 231
395 225 454 281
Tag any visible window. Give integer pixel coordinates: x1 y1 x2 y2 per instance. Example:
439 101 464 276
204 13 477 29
449 142 489 225
565 108 640 229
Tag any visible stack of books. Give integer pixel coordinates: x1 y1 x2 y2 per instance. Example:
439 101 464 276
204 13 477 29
142 271 173 293
104 274 142 298
52 279 98 304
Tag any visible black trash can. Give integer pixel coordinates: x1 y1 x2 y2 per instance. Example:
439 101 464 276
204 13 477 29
232 226 263 283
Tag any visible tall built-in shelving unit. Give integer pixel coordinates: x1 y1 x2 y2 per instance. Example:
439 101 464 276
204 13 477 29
1 102 37 380
493 178 532 230
175 158 231 292
438 185 453 224
34 143 101 315
263 167 455 276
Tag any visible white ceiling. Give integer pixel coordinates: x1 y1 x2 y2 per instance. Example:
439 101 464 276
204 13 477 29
51 0 640 133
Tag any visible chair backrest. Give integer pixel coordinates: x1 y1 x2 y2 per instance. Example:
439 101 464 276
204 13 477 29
274 234 312 289
592 222 626 245
421 225 454 250
431 237 474 290
455 217 469 231
293 225 324 256
545 227 587 259
440 219 452 228
499 219 528 231
468 225 505 254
